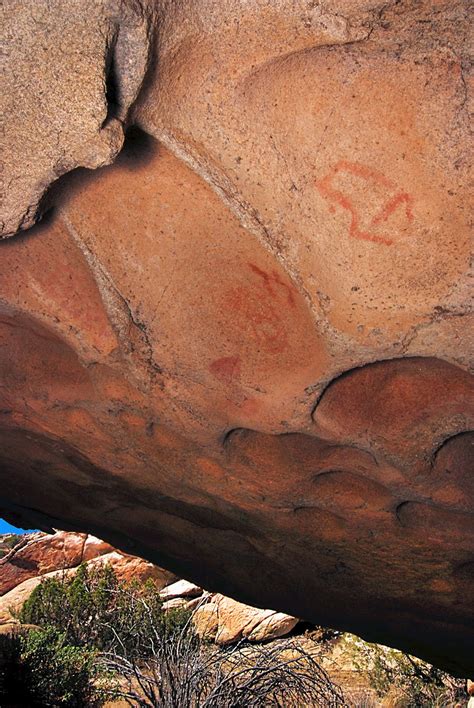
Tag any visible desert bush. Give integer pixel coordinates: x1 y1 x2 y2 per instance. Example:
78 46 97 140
20 568 344 706
101 620 345 708
0 533 23 558
2 533 23 548
16 566 345 706
0 627 111 707
19 563 189 659
344 634 465 707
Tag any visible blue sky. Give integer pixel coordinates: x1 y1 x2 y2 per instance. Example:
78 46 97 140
0 518 37 534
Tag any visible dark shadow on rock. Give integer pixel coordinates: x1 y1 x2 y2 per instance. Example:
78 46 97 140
1 126 159 243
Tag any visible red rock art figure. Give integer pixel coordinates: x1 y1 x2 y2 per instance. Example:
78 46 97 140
315 161 414 245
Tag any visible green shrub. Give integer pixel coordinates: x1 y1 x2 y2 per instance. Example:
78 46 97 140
13 563 344 706
0 627 110 707
344 634 465 707
3 533 23 548
0 533 23 558
19 563 190 659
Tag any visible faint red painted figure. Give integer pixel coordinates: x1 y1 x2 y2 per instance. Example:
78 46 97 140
316 160 414 245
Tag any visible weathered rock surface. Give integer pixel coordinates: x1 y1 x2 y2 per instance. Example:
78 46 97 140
0 532 176 600
0 0 153 237
161 597 188 612
0 577 44 624
86 550 176 587
202 594 299 645
192 603 220 642
0 531 113 595
0 0 472 674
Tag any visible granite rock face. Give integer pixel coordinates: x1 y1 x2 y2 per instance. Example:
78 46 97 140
208 595 299 645
0 531 96 595
0 530 171 596
0 531 177 623
0 0 473 674
0 0 153 237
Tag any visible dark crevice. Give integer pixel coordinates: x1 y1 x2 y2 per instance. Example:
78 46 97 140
103 31 121 125
4 126 157 244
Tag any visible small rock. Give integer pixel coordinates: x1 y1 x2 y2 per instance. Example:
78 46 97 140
212 594 299 645
246 612 299 642
160 579 202 600
161 598 188 611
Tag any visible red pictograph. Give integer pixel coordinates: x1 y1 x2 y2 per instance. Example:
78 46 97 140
315 160 414 245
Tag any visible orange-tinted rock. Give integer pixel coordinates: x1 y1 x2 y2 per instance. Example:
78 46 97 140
246 612 300 643
82 535 115 562
192 603 220 642
1 0 473 676
0 576 44 624
0 531 148 596
0 535 178 622
198 594 298 645
87 551 177 588
0 0 153 237
0 532 85 596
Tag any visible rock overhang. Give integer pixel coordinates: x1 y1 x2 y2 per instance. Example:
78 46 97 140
0 0 472 676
